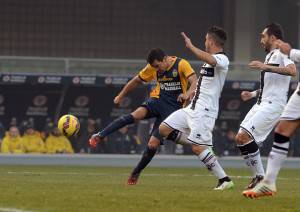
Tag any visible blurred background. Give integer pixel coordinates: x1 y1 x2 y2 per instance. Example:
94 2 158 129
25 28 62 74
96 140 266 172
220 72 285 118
0 0 300 156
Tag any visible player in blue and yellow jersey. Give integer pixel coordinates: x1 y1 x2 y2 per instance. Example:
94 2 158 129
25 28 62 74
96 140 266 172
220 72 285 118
89 48 197 185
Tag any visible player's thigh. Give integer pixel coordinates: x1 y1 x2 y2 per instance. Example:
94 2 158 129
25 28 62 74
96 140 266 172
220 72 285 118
240 104 259 127
240 103 283 143
188 113 215 147
275 120 300 137
281 90 300 121
162 109 189 134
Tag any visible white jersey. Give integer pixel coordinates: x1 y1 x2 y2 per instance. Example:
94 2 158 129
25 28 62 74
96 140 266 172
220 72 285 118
258 49 294 106
184 53 229 118
279 48 300 121
290 49 300 63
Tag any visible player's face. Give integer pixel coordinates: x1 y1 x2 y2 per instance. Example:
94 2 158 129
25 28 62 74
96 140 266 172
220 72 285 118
261 28 272 52
151 57 168 74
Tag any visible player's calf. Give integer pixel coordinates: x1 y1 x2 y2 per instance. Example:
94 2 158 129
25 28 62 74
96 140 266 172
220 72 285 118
192 145 234 190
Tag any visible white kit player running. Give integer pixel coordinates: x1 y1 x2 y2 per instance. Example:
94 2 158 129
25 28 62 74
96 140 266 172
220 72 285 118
235 23 297 190
159 26 234 190
243 40 300 198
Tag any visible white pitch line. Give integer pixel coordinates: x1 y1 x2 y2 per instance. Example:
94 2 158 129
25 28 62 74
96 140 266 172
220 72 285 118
2 171 300 181
0 208 34 212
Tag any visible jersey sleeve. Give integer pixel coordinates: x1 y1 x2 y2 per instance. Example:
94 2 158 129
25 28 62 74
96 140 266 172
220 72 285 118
138 64 156 82
282 54 294 67
178 59 195 78
212 54 229 69
289 49 300 63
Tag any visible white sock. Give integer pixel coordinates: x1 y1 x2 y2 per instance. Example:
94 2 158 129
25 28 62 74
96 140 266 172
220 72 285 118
243 155 255 176
265 141 289 184
248 149 265 176
198 149 227 179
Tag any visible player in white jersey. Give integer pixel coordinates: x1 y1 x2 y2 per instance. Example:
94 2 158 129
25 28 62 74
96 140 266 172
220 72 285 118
159 26 234 190
235 23 297 190
243 40 300 198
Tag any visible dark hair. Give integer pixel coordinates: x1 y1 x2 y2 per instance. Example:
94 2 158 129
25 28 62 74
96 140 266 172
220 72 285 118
265 22 284 40
147 48 167 64
207 26 227 47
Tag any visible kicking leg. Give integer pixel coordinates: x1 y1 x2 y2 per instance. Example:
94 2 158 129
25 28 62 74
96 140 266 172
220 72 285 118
89 107 148 147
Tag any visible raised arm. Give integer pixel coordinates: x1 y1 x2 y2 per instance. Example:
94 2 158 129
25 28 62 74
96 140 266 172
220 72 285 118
181 32 217 66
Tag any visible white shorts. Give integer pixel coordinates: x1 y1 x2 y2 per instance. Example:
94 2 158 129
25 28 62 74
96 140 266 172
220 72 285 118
163 108 216 146
280 88 300 121
240 101 284 143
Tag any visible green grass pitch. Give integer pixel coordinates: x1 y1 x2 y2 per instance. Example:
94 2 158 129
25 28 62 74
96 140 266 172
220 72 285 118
0 165 299 212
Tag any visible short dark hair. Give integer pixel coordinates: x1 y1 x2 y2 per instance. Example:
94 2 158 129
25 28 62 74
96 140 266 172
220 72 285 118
147 48 167 64
207 26 227 47
265 22 284 40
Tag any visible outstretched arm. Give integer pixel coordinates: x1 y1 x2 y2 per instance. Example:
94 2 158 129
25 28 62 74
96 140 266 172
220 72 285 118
114 76 143 104
249 61 296 77
181 32 217 66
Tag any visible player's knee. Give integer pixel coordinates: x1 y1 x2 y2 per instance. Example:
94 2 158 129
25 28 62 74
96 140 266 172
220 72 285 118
274 123 286 135
158 123 170 137
191 145 207 155
148 139 160 149
131 107 147 120
235 131 249 145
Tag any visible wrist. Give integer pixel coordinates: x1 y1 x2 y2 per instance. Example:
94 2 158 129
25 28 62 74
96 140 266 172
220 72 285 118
250 91 257 98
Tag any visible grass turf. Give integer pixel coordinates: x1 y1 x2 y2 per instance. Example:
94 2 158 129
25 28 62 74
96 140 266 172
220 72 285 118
0 166 299 212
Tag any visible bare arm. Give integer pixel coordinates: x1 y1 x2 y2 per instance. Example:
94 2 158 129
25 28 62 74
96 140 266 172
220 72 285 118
186 74 197 99
181 32 217 66
177 73 197 103
241 89 261 101
249 61 297 77
114 76 143 104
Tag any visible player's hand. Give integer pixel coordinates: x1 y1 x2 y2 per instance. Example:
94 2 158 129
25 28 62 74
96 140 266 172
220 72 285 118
181 32 194 49
177 93 190 103
276 39 292 55
89 134 100 148
114 95 123 105
241 91 254 101
249 61 267 71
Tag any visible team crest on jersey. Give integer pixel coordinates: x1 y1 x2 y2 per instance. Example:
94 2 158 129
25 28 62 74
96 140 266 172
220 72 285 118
172 69 178 77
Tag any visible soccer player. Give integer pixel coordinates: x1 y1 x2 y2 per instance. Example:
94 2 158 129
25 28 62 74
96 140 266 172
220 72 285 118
89 48 197 185
159 26 234 190
235 23 296 189
243 40 300 198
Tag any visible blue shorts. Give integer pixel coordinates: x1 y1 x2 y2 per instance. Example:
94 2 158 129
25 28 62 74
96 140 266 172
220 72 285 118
140 97 181 143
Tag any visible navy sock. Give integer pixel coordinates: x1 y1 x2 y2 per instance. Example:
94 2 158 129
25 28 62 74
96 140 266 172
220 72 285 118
132 147 157 176
98 114 134 138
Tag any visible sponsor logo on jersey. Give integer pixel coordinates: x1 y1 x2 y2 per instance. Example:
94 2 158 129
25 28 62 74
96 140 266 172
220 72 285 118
200 67 214 77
